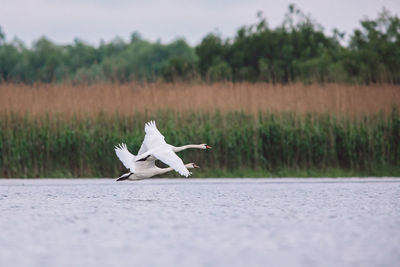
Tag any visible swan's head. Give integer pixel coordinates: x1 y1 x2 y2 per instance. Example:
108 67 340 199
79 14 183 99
202 144 212 149
187 163 200 169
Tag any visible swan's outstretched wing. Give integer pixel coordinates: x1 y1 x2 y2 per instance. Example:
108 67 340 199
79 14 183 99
137 142 148 156
137 120 162 155
114 143 136 172
141 121 166 152
145 120 164 138
152 149 191 177
136 120 189 176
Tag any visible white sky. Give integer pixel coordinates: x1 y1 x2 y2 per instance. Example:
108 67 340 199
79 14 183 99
1 0 400 46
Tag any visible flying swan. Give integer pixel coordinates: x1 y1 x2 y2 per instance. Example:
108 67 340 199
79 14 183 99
115 121 211 181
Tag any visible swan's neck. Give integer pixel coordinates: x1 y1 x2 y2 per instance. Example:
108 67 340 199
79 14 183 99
156 167 174 175
173 144 203 152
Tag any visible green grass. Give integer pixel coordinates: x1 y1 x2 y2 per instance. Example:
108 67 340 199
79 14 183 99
1 109 400 178
196 166 400 178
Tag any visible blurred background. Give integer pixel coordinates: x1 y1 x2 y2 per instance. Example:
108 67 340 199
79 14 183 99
1 1 400 178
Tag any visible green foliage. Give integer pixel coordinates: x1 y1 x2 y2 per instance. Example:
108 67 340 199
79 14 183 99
207 61 232 81
161 56 197 82
0 26 5 44
0 34 196 83
0 5 399 84
345 9 400 83
1 110 399 178
195 33 228 76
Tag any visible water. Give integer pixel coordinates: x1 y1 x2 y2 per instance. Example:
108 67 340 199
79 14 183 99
0 178 399 267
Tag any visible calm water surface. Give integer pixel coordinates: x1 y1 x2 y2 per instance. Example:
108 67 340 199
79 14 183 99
0 178 399 267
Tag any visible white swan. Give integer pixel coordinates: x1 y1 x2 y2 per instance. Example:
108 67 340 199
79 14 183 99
115 143 200 181
114 121 210 181
137 121 211 155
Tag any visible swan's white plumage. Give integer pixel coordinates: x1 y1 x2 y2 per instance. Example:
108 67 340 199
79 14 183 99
115 121 191 178
136 120 191 177
143 120 165 147
137 121 163 155
114 143 136 172
150 149 190 177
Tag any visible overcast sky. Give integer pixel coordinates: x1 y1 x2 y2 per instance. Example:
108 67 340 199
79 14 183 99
2 0 400 46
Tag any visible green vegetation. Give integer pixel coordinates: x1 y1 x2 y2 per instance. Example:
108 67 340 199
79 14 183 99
1 109 399 178
0 5 399 84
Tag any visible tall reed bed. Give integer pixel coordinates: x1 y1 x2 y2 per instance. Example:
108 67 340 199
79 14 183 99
1 110 399 178
1 82 400 116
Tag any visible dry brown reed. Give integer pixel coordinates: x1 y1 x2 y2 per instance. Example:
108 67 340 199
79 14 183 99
1 82 399 117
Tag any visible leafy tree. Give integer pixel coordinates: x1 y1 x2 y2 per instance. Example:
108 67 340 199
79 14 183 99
346 9 400 83
0 26 5 45
161 56 196 82
195 33 227 76
0 6 399 84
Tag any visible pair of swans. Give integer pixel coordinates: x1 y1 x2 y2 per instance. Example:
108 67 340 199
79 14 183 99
115 121 211 181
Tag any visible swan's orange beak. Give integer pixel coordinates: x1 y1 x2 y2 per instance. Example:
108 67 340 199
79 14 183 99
193 164 200 168
205 145 212 149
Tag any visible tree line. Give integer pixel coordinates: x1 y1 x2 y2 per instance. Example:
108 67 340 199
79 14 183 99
0 5 399 84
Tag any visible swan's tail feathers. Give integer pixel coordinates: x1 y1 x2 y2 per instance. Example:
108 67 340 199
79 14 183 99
116 172 133 182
